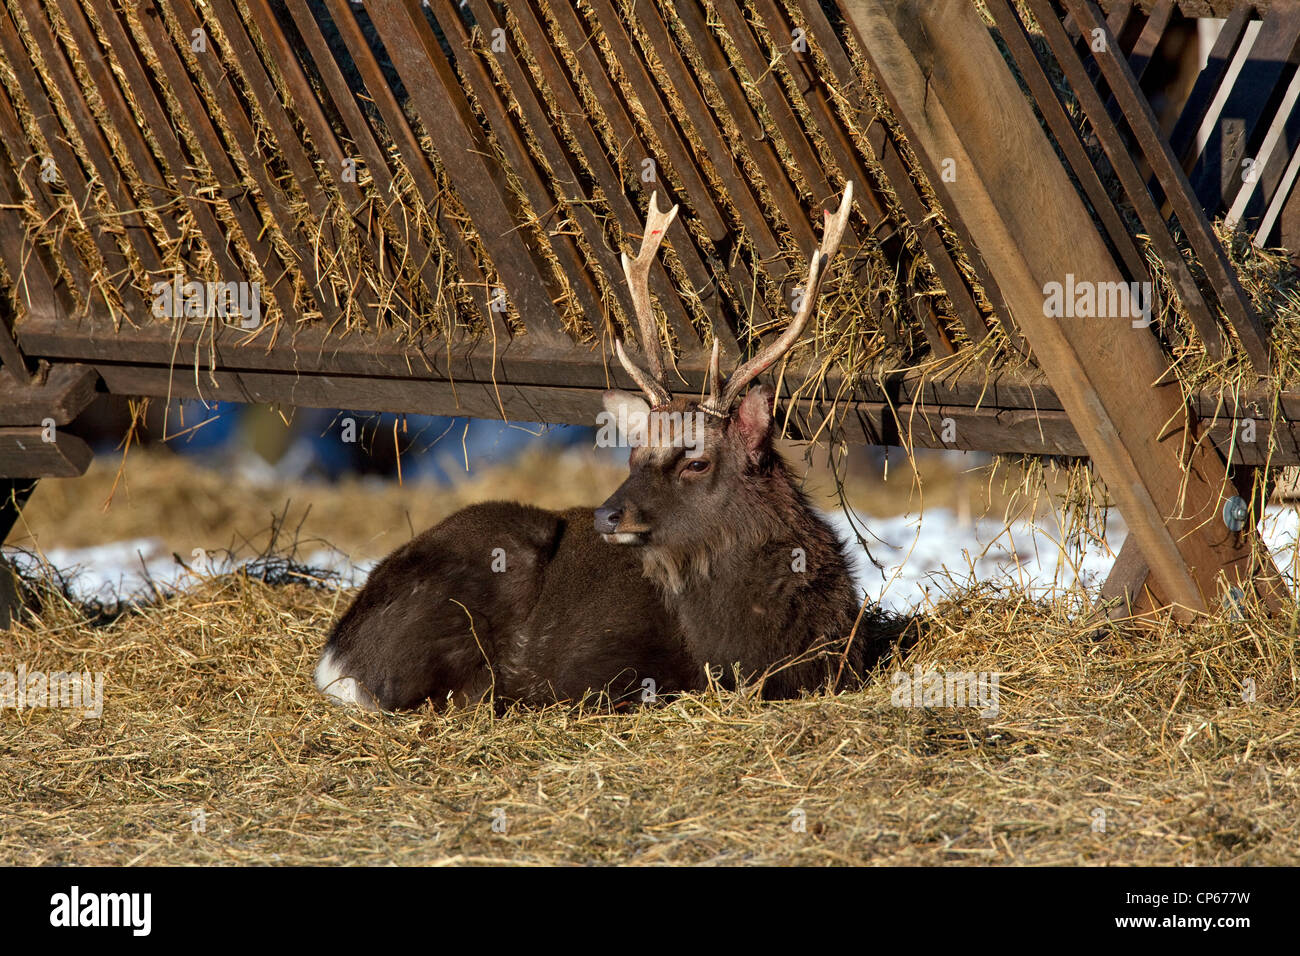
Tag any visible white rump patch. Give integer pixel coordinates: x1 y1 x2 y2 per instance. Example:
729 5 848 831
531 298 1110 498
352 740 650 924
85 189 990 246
314 648 366 707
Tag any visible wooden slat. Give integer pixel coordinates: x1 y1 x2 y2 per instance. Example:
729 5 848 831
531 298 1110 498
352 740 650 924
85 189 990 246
319 0 499 339
1188 0 1300 212
1128 0 1176 82
1166 2 1254 167
1224 64 1300 232
986 0 1151 282
175 0 370 327
0 76 86 311
130 0 318 320
16 0 166 281
238 0 415 323
574 0 780 341
283 0 458 316
65 0 250 294
0 5 149 323
843 0 1283 617
1029 0 1229 360
433 0 612 338
509 0 732 356
751 0 952 349
654 0 808 261
812 0 1024 352
1063 0 1273 372
365 0 570 343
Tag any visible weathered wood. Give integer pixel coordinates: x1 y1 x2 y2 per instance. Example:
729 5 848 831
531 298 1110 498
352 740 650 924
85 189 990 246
448 0 652 341
844 0 1283 617
985 0 1151 282
0 428 92 477
366 0 569 343
1030 0 1230 361
319 0 499 338
1128 0 1176 82
1064 0 1272 372
0 5 150 324
0 364 98 426
1166 2 1253 168
284 0 463 326
145 0 333 324
576 0 781 340
0 477 36 627
1100 535 1161 619
1188 0 1300 213
507 0 727 353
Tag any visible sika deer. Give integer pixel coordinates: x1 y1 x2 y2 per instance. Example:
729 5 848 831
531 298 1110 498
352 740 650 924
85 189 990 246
315 184 872 710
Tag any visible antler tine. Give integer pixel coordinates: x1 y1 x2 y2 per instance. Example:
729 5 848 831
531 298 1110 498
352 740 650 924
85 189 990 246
705 182 854 416
706 337 722 411
615 192 679 408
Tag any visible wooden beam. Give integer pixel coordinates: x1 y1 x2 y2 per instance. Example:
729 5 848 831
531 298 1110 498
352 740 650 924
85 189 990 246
0 364 98 426
842 0 1283 618
0 428 92 477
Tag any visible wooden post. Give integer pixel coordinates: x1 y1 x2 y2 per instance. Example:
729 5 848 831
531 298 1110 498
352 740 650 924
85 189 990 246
842 0 1284 619
0 478 35 628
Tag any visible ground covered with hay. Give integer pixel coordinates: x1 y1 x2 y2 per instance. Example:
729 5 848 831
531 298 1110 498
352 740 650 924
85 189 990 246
3 521 1296 865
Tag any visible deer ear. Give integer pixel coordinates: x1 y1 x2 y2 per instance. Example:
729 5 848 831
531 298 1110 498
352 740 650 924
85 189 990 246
602 390 652 445
603 389 650 420
734 384 775 456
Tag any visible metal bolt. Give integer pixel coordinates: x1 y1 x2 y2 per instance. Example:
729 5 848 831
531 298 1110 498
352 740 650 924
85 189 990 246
1222 496 1249 532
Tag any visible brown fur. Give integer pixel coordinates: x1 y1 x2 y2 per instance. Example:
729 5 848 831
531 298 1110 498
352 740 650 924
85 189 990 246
319 388 875 710
322 502 699 710
596 386 870 698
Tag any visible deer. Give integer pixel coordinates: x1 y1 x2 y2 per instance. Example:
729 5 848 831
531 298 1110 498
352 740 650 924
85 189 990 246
314 183 875 710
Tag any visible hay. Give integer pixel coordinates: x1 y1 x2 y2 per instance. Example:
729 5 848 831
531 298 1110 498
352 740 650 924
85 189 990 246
2 558 1296 865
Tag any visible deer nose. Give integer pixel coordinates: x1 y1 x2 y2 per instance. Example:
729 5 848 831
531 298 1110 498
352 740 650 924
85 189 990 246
594 506 622 534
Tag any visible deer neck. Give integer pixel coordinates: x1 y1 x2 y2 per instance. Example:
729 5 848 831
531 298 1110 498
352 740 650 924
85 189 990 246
642 460 856 679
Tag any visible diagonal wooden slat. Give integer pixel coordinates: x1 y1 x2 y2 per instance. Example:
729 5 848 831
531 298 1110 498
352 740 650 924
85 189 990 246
1064 0 1272 371
0 4 149 322
654 0 808 261
843 0 1284 618
433 0 609 336
16 0 166 285
60 0 250 296
1129 0 1177 81
825 0 1023 352
240 0 418 324
320 0 500 341
0 80 70 322
131 0 327 322
366 0 570 344
283 0 474 331
578 0 781 344
1188 0 1300 212
986 0 1151 282
1029 0 1230 360
1168 3 1255 165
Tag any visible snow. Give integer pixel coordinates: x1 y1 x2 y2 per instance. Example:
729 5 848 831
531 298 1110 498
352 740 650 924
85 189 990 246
10 504 1299 614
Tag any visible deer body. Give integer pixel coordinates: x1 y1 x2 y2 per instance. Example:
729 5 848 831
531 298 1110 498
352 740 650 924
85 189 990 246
315 185 868 709
317 502 698 709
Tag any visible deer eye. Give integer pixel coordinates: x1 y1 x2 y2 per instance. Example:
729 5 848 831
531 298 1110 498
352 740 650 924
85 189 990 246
682 458 711 476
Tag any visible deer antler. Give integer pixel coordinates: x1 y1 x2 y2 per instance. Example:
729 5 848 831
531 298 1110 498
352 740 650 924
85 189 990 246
615 193 679 408
702 182 854 418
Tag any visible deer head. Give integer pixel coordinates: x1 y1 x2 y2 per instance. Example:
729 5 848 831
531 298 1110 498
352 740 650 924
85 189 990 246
595 184 854 582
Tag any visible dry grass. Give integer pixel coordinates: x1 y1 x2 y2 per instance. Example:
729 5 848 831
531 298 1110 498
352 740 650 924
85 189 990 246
0 450 1296 866
2 568 1296 865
